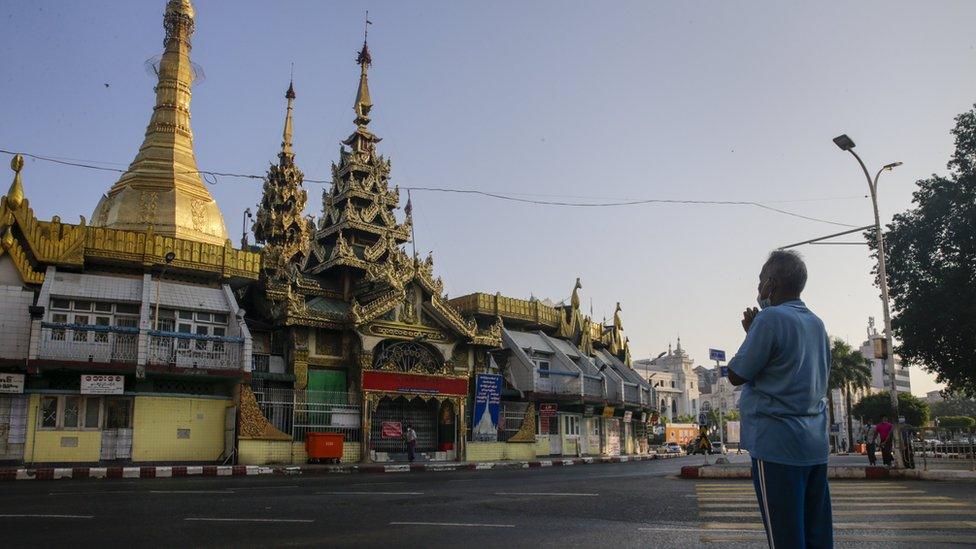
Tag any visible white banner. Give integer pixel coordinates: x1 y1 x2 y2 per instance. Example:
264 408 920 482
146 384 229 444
80 374 124 395
0 373 25 394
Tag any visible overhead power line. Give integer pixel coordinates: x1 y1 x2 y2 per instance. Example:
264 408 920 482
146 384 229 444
0 148 860 228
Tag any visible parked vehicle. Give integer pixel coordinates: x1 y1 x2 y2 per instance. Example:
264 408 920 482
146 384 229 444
663 442 683 454
711 442 727 454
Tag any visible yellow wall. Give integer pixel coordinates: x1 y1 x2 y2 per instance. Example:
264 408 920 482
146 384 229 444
25 396 102 463
238 439 362 465
238 439 293 465
131 396 231 462
466 441 537 461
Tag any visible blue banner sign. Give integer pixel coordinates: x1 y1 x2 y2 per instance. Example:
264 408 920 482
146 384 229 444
472 374 502 442
709 348 726 362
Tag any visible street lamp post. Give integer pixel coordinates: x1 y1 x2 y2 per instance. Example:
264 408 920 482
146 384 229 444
833 133 904 468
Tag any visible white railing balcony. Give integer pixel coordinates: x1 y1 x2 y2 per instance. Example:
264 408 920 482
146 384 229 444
624 383 641 405
147 331 244 370
38 324 139 364
534 369 582 395
583 375 604 398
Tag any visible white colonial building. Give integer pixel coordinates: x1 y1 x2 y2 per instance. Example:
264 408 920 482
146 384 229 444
860 317 911 394
633 339 700 421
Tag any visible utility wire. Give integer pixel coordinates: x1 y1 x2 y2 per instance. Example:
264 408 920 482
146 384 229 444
0 148 858 227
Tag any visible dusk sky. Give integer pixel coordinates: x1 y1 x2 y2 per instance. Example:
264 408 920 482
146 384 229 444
3 1 974 396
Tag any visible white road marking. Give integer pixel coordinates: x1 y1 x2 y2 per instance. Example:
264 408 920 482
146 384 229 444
703 521 976 530
494 492 599 497
687 494 952 503
702 509 976 517
699 501 973 508
185 518 314 523
390 521 515 528
317 491 425 495
0 514 94 519
704 535 976 544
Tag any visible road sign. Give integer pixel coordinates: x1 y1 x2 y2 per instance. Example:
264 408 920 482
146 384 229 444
699 412 709 425
709 349 726 362
720 366 729 378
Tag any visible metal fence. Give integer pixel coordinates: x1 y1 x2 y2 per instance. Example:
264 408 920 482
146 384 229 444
38 324 138 363
252 387 361 444
914 427 976 471
498 408 528 442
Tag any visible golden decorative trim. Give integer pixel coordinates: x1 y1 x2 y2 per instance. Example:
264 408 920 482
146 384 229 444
367 321 450 342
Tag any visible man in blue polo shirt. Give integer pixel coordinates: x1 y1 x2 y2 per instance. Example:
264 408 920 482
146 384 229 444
728 250 833 549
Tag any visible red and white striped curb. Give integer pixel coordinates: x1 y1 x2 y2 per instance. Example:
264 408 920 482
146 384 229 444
2 453 673 481
0 465 273 481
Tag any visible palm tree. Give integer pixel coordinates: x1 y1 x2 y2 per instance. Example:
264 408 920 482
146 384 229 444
830 339 874 450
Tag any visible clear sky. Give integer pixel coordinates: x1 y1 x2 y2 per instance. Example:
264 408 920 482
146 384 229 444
2 1 974 396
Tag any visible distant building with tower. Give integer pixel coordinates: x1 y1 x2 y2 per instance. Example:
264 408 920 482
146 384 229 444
859 317 911 394
633 340 700 420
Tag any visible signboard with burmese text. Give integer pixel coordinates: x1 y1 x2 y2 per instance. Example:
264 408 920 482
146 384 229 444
80 374 124 395
0 373 24 394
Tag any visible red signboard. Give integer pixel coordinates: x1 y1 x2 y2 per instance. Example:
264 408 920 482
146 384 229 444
381 421 403 439
362 371 468 396
539 403 557 417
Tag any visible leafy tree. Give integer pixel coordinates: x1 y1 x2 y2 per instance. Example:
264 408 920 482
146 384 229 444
829 339 874 449
852 391 930 427
931 397 976 419
936 416 975 429
674 414 697 424
869 105 976 396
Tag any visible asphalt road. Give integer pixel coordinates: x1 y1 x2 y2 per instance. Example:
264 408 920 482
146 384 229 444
4 453 976 548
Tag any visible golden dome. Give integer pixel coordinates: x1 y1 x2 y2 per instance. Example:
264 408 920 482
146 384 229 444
92 0 228 245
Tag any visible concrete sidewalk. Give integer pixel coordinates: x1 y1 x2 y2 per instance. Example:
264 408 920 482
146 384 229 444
1 452 682 481
680 463 976 481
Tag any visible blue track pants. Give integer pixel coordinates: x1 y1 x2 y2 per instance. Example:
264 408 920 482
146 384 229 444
751 458 833 548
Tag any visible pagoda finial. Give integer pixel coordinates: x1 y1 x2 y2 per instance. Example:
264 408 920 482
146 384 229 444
354 12 374 127
6 154 25 209
280 73 296 167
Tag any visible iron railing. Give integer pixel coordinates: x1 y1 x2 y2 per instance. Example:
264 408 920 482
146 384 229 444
147 331 243 370
914 427 976 471
38 324 139 364
253 387 361 443
498 409 527 442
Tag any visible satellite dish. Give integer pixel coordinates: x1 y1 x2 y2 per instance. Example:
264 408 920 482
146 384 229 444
144 55 206 86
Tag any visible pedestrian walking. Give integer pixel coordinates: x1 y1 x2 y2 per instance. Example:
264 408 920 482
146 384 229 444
877 416 894 467
728 251 833 549
405 424 417 462
901 424 916 469
865 420 878 466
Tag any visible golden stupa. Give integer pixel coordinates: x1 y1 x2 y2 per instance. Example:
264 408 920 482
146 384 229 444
91 0 229 245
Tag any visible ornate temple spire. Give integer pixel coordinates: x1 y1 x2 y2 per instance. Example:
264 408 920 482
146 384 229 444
342 38 381 161
91 0 229 246
280 78 296 167
253 78 309 278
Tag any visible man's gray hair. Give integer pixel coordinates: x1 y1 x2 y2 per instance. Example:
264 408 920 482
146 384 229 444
765 250 808 295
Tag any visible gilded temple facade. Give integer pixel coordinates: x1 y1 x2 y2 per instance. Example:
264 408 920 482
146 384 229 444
0 1 656 467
